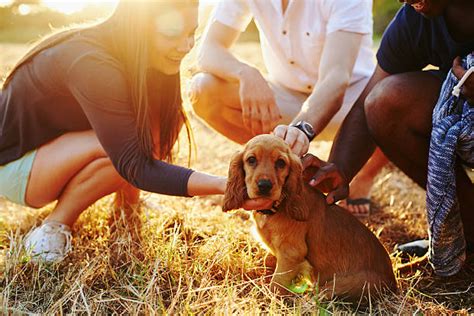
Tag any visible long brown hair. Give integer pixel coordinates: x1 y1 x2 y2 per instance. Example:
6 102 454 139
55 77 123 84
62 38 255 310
3 0 195 165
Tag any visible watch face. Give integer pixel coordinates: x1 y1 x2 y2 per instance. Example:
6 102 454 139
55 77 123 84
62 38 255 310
302 122 311 133
301 122 314 136
293 121 315 140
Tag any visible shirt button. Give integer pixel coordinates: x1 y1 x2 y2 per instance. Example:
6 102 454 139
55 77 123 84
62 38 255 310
282 30 287 35
306 32 310 36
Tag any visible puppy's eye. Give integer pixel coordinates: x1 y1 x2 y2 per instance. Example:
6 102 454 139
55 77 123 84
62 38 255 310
247 156 257 166
275 158 286 169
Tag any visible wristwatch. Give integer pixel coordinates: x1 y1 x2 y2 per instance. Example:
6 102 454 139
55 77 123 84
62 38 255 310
291 121 315 142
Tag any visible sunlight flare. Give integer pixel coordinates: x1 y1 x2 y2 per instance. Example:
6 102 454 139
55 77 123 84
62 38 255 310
0 0 13 7
41 0 119 15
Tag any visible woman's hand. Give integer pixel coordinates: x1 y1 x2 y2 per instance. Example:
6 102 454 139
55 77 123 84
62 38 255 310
301 153 349 204
273 125 310 157
221 176 273 210
452 55 474 104
242 198 274 210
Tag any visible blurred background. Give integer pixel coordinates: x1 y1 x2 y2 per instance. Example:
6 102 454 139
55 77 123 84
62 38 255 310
0 0 402 44
0 0 118 43
0 0 405 137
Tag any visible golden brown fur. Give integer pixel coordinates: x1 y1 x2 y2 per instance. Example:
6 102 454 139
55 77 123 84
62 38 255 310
223 134 397 302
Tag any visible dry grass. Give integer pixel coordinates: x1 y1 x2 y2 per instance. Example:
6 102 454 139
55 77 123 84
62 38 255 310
1 43 473 315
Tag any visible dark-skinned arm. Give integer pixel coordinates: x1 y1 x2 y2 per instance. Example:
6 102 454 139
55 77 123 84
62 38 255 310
330 65 390 180
303 65 391 204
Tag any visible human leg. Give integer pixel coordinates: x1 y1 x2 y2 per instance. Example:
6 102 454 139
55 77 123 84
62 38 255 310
190 73 305 143
25 130 128 226
190 73 253 144
44 157 129 226
333 78 389 216
340 149 388 216
364 72 440 186
23 130 139 261
365 71 474 244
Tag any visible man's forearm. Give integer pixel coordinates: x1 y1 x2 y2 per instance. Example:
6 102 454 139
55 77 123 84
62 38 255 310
292 71 349 136
292 30 363 136
197 42 256 84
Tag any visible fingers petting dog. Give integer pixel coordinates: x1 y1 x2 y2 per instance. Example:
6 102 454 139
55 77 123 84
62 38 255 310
223 134 397 303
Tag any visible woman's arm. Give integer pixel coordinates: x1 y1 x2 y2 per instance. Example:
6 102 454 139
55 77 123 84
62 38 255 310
67 53 203 197
187 171 226 196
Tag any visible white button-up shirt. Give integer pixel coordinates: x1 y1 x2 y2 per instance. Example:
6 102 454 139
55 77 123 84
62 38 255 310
213 0 375 96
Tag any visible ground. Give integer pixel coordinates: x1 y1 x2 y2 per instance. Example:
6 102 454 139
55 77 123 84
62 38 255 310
0 43 473 314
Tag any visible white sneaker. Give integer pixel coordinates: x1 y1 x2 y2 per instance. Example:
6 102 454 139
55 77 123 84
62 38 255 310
23 221 72 263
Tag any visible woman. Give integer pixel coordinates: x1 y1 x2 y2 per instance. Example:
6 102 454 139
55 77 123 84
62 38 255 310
0 0 228 262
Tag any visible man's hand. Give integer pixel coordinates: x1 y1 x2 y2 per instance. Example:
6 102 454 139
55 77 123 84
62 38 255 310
301 154 349 204
452 55 474 104
239 67 281 135
273 125 310 157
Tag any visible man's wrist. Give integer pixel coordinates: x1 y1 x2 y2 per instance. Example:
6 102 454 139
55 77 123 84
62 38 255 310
236 65 258 82
290 120 316 142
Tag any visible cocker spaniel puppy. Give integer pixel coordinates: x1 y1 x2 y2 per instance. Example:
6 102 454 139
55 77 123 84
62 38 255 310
223 134 396 302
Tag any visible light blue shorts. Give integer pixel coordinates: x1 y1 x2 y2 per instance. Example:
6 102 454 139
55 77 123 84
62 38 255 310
0 150 37 206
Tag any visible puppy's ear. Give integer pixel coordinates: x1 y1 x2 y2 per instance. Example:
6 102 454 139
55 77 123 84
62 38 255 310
281 152 310 221
223 151 247 212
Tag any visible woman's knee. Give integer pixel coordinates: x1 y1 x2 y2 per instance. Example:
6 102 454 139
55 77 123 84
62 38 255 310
26 156 121 208
57 157 125 199
88 157 125 187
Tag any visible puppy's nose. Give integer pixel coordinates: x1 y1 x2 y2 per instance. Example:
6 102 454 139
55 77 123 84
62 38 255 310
257 179 273 195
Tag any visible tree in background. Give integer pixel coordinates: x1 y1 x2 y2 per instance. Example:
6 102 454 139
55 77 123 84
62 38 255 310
373 0 403 38
0 0 404 44
0 1 111 43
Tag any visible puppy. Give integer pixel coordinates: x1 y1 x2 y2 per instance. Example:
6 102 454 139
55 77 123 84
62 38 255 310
223 134 396 301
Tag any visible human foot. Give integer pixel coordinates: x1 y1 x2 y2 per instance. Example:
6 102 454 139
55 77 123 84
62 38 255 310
340 198 371 218
23 221 72 263
339 174 373 217
340 148 387 217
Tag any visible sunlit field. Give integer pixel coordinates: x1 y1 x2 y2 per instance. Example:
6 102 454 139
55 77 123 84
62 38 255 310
0 10 473 315
0 0 118 15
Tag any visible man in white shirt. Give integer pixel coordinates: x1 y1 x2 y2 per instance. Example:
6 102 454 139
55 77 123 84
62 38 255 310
190 0 380 214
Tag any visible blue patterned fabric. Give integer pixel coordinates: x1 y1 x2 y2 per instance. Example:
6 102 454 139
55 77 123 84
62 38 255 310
427 54 474 276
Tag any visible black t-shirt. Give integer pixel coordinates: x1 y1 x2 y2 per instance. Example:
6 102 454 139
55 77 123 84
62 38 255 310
0 31 193 196
377 4 474 76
